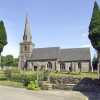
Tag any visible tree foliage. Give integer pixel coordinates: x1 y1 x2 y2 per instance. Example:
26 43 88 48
6 55 14 67
0 20 7 53
1 56 6 68
88 1 100 50
13 58 18 67
1 55 18 67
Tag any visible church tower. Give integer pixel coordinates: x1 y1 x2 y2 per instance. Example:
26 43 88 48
18 15 33 69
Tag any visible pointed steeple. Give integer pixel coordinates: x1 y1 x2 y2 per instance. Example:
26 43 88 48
23 15 32 42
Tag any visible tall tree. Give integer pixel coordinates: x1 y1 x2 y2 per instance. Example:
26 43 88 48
88 1 100 78
0 20 7 53
0 20 7 67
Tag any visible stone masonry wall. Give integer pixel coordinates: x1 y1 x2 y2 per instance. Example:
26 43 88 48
50 76 100 92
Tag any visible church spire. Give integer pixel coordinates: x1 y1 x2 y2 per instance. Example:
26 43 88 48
23 15 32 42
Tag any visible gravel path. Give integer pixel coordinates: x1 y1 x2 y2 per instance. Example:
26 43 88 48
0 86 88 100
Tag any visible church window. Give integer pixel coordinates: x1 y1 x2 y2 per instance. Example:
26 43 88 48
78 62 81 71
34 66 37 71
69 63 72 72
60 63 65 71
47 62 52 71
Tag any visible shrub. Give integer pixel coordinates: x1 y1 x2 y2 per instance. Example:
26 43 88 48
10 72 37 86
0 70 50 87
27 81 36 90
27 80 40 90
43 71 50 81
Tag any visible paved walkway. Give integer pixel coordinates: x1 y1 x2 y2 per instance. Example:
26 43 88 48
0 86 88 100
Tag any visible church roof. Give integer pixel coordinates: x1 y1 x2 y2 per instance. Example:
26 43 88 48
31 47 59 60
30 47 91 61
59 48 91 61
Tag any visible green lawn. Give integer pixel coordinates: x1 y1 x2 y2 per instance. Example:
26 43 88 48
50 72 98 79
0 80 24 88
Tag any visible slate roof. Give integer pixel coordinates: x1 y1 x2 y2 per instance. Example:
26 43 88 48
31 47 91 61
59 48 91 61
31 47 59 60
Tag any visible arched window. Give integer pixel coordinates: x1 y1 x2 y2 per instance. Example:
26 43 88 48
78 62 81 71
69 63 72 72
60 63 65 71
34 66 37 71
47 62 52 71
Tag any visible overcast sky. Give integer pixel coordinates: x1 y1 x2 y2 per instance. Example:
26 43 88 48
0 0 99 58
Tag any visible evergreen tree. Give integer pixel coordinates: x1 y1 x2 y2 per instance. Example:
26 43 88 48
0 20 7 68
0 20 7 53
89 1 100 50
88 1 100 78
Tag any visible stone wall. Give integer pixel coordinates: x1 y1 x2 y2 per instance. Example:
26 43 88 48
81 62 90 72
31 61 57 71
50 76 100 92
27 60 90 72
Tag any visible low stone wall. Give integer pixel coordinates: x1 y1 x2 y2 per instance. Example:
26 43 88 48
50 77 80 90
50 77 100 92
40 81 53 90
50 76 81 85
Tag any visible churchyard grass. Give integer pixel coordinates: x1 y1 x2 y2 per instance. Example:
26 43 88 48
49 71 97 79
0 80 24 88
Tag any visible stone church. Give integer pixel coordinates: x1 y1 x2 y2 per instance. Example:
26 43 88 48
18 16 91 72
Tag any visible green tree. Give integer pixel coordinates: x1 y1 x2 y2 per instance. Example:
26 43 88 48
5 55 14 67
88 1 100 78
0 55 18 68
0 20 7 68
1 56 6 68
13 58 18 67
0 21 7 54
